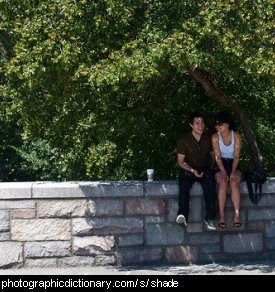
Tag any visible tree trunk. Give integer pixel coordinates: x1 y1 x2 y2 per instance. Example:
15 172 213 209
187 66 265 172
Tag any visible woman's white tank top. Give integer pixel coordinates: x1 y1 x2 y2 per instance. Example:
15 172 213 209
218 131 234 159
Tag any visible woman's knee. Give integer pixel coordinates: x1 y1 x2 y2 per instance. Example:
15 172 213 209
217 180 228 189
230 179 240 189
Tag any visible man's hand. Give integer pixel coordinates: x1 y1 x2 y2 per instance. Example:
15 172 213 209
193 169 203 178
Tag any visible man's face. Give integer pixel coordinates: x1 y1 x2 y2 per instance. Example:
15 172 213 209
190 117 204 135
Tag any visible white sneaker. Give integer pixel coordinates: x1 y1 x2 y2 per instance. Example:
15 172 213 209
204 219 217 231
176 214 187 226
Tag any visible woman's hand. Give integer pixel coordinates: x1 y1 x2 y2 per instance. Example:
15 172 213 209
230 172 241 183
217 171 228 183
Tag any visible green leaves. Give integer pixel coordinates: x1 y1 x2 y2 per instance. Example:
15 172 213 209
0 0 273 180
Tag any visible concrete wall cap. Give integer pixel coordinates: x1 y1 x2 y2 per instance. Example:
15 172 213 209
0 178 274 199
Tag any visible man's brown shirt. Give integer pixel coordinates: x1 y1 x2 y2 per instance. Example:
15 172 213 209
177 132 211 170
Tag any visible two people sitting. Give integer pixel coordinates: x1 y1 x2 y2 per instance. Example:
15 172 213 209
176 112 242 230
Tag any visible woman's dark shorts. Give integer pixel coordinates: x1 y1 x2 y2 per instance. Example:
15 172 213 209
213 158 241 177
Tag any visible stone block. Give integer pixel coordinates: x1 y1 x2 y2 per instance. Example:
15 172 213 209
125 198 165 215
58 256 95 267
241 194 275 208
261 178 275 194
0 242 23 268
118 234 144 247
0 200 35 209
265 222 275 238
240 195 258 208
119 247 162 265
37 200 87 218
239 182 249 194
145 181 203 197
88 199 123 217
33 181 143 198
145 181 178 197
248 208 275 221
223 233 263 253
146 223 184 245
187 223 203 233
59 255 116 267
94 255 116 265
25 258 57 268
0 211 9 232
25 241 71 258
189 198 203 222
72 217 143 236
266 239 275 250
73 236 115 256
167 199 178 222
11 209 36 219
199 253 228 264
165 246 198 264
11 219 71 241
256 194 275 207
0 182 32 199
167 198 202 223
200 245 220 254
145 216 165 223
247 221 264 231
0 232 9 241
187 234 220 245
190 183 204 196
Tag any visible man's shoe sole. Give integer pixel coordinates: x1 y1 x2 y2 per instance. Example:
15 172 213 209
176 215 187 226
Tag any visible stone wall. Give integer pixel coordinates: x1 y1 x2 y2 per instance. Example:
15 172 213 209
0 179 275 269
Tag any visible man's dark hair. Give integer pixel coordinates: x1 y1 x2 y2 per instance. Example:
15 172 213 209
188 112 204 125
214 111 236 130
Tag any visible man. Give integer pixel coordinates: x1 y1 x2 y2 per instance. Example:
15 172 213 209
176 112 217 230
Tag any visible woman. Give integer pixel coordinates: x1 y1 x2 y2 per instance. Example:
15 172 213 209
212 112 242 228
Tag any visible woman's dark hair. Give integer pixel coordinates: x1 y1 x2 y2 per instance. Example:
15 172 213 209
214 112 236 130
188 112 204 125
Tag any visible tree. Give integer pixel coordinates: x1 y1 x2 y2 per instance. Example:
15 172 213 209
0 0 274 180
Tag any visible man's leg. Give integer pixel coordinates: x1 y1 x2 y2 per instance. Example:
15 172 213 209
200 169 217 221
178 170 194 223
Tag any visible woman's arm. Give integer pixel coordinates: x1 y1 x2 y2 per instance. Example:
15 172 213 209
231 132 241 180
212 134 227 176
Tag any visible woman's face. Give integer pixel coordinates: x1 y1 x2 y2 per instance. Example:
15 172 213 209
215 122 229 133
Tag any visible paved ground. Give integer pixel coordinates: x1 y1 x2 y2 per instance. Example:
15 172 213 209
1 261 275 275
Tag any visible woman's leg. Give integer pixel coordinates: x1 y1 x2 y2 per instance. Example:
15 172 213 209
215 172 228 223
229 170 242 223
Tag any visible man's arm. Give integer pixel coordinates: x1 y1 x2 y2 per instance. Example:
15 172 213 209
177 153 203 177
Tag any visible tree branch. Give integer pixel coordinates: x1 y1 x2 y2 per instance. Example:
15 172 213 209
188 66 265 172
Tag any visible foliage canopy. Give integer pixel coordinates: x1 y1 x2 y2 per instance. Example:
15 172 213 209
0 0 274 180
